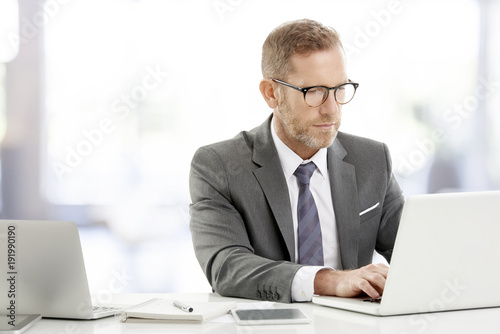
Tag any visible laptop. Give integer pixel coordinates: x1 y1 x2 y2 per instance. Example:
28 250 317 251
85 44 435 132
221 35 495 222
0 220 122 319
313 190 500 316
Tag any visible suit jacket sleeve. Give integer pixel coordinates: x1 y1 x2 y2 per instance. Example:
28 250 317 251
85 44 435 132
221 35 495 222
375 143 404 262
189 144 302 303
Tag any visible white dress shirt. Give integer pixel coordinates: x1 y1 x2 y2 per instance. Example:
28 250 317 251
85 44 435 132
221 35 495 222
270 118 341 301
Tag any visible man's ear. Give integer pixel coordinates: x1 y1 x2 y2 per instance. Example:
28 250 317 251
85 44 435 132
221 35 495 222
259 79 279 108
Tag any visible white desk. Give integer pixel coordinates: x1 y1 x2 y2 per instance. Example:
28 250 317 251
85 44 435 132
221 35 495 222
25 293 500 334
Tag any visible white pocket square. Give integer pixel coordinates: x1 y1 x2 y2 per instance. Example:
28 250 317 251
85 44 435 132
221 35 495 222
359 202 380 216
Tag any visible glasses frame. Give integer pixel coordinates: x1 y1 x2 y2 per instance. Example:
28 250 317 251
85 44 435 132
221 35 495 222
271 78 359 107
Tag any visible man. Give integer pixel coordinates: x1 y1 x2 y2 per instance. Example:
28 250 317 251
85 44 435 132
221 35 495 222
189 19 404 303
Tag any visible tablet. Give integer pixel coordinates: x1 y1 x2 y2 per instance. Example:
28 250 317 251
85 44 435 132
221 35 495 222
231 308 311 325
0 314 41 334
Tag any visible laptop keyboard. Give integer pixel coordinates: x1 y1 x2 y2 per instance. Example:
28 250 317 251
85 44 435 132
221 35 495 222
93 306 121 314
363 298 382 304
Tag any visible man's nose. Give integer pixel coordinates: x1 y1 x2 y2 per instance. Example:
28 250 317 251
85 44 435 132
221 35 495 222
319 91 341 115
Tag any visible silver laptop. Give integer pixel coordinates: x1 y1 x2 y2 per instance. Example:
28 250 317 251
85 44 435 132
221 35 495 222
0 220 121 319
313 190 500 316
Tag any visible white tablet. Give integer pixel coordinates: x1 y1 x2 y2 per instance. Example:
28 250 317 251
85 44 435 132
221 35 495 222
231 308 311 325
0 314 41 334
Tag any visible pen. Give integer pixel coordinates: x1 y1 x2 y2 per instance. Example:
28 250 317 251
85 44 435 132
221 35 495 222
173 300 194 313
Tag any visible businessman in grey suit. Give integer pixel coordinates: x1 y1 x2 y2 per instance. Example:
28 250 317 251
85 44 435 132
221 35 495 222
190 19 404 303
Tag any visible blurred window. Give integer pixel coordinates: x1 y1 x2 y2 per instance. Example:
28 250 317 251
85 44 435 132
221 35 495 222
43 0 492 206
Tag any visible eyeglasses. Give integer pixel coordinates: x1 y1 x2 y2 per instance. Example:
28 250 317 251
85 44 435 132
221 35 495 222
272 78 359 107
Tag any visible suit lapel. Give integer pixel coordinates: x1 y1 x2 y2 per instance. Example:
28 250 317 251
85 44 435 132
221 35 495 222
328 139 359 270
252 117 296 262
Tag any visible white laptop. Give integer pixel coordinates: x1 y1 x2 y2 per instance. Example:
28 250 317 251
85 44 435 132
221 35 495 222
0 220 122 319
313 190 500 316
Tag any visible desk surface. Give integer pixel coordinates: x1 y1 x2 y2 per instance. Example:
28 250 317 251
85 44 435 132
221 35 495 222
25 293 500 334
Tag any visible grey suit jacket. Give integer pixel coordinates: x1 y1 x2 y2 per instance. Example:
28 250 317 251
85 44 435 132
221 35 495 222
189 115 404 303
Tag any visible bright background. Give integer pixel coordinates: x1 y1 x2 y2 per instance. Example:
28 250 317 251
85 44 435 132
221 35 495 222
0 0 499 294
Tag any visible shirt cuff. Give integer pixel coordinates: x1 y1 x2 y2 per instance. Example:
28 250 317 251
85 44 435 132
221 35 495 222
291 266 333 302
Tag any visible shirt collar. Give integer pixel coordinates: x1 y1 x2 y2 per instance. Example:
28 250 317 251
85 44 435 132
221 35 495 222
270 116 328 180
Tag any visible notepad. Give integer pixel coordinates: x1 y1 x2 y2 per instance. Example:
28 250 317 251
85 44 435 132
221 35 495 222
120 298 237 323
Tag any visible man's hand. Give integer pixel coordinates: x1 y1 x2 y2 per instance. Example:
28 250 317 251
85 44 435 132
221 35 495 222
314 263 389 298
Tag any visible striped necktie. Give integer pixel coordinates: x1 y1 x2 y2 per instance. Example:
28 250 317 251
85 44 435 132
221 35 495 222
294 162 324 266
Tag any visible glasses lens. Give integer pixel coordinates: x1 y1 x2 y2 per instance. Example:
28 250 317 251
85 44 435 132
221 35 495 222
335 83 356 104
305 87 328 107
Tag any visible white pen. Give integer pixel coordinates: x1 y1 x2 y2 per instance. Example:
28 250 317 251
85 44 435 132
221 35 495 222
173 300 194 313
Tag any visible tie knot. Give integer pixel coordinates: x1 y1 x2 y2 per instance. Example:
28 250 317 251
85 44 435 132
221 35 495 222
294 162 316 185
